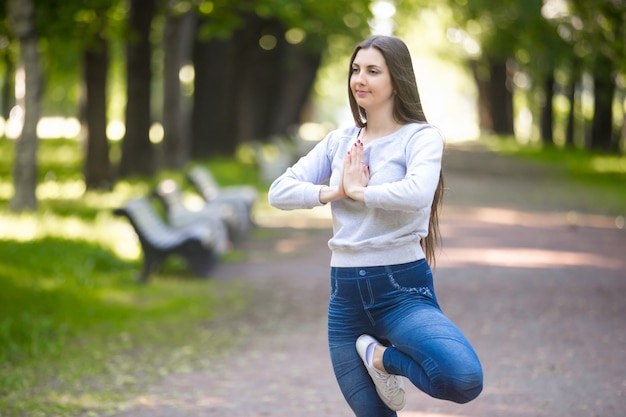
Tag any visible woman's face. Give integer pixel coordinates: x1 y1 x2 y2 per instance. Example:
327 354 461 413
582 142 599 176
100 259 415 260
350 47 395 115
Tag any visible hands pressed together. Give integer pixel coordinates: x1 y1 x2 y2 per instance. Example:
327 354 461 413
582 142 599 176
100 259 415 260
319 140 370 204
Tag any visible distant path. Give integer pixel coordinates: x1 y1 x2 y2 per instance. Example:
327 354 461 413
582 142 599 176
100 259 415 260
103 141 626 417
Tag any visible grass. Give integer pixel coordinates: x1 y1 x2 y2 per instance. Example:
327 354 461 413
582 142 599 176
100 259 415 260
0 137 267 416
481 135 626 215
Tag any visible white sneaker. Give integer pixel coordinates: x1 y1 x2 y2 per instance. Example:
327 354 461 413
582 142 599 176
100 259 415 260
356 334 406 411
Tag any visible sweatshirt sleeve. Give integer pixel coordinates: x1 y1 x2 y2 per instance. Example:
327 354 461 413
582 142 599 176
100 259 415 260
364 127 443 212
267 134 334 210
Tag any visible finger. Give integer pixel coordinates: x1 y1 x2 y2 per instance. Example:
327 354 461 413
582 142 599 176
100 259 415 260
353 142 364 165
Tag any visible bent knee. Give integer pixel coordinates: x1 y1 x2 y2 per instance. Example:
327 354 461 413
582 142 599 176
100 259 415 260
447 372 483 404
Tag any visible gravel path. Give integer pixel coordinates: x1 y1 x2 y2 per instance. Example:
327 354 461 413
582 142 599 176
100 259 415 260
105 141 626 417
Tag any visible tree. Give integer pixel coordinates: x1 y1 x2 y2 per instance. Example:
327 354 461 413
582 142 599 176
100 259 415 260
119 0 157 177
0 3 15 121
442 0 538 136
29 0 123 190
161 5 195 169
188 0 372 159
0 42 15 121
539 0 625 150
82 30 112 190
568 0 625 151
191 28 238 157
8 0 41 212
522 7 572 147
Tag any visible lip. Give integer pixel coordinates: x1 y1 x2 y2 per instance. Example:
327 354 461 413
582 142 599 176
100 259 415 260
355 90 368 97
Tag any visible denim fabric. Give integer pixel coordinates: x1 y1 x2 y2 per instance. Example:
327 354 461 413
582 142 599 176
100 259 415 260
328 259 483 417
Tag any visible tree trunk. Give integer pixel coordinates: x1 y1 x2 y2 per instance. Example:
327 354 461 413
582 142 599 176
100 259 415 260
488 59 515 136
590 58 615 151
191 30 238 158
8 0 41 212
471 60 493 133
162 10 195 169
564 65 578 148
1 53 15 120
232 14 264 149
119 0 156 177
83 35 112 190
617 97 626 154
251 24 284 140
540 72 555 145
189 15 323 158
268 41 322 135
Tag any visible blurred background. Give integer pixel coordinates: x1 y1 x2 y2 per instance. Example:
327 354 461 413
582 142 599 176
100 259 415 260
2 0 625 210
1 1 625 415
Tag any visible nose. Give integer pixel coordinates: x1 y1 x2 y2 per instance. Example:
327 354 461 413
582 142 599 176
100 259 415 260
353 70 364 84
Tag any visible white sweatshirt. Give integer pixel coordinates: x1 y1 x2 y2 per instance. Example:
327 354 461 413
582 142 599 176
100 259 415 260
268 123 443 267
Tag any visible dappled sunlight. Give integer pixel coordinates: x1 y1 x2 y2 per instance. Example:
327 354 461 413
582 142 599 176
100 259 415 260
0 211 140 260
440 247 624 270
2 178 147 211
36 117 81 139
440 204 626 270
591 154 626 174
444 205 623 230
0 182 13 200
128 394 228 410
0 179 150 264
37 179 86 199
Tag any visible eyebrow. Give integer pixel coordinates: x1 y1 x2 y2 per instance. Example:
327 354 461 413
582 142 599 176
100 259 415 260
352 63 382 69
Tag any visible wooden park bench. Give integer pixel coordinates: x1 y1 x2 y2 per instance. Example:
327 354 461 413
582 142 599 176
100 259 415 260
186 165 258 206
153 179 235 248
186 166 257 240
113 197 222 283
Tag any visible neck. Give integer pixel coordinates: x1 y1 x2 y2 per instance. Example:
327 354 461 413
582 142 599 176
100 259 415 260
364 106 401 130
362 115 402 142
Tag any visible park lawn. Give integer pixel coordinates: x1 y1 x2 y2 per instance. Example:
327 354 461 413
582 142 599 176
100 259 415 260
0 138 264 416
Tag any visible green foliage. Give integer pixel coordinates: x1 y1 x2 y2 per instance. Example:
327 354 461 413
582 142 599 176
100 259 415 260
565 0 626 69
264 0 372 46
444 0 562 63
193 0 372 49
30 0 128 115
0 137 262 415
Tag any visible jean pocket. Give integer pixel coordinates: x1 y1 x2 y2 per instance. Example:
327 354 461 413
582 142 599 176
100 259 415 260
386 266 434 299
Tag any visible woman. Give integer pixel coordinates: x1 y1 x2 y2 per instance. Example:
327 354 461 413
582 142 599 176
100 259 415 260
268 35 483 416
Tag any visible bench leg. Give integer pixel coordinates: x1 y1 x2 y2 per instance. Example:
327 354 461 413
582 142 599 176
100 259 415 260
138 248 164 283
182 241 218 278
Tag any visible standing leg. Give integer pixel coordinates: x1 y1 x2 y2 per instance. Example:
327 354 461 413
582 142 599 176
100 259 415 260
328 271 398 417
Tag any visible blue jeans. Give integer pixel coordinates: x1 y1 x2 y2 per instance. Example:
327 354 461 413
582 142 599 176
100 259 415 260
328 259 483 417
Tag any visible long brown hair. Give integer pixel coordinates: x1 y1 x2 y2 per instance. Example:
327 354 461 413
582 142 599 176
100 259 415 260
348 35 444 266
